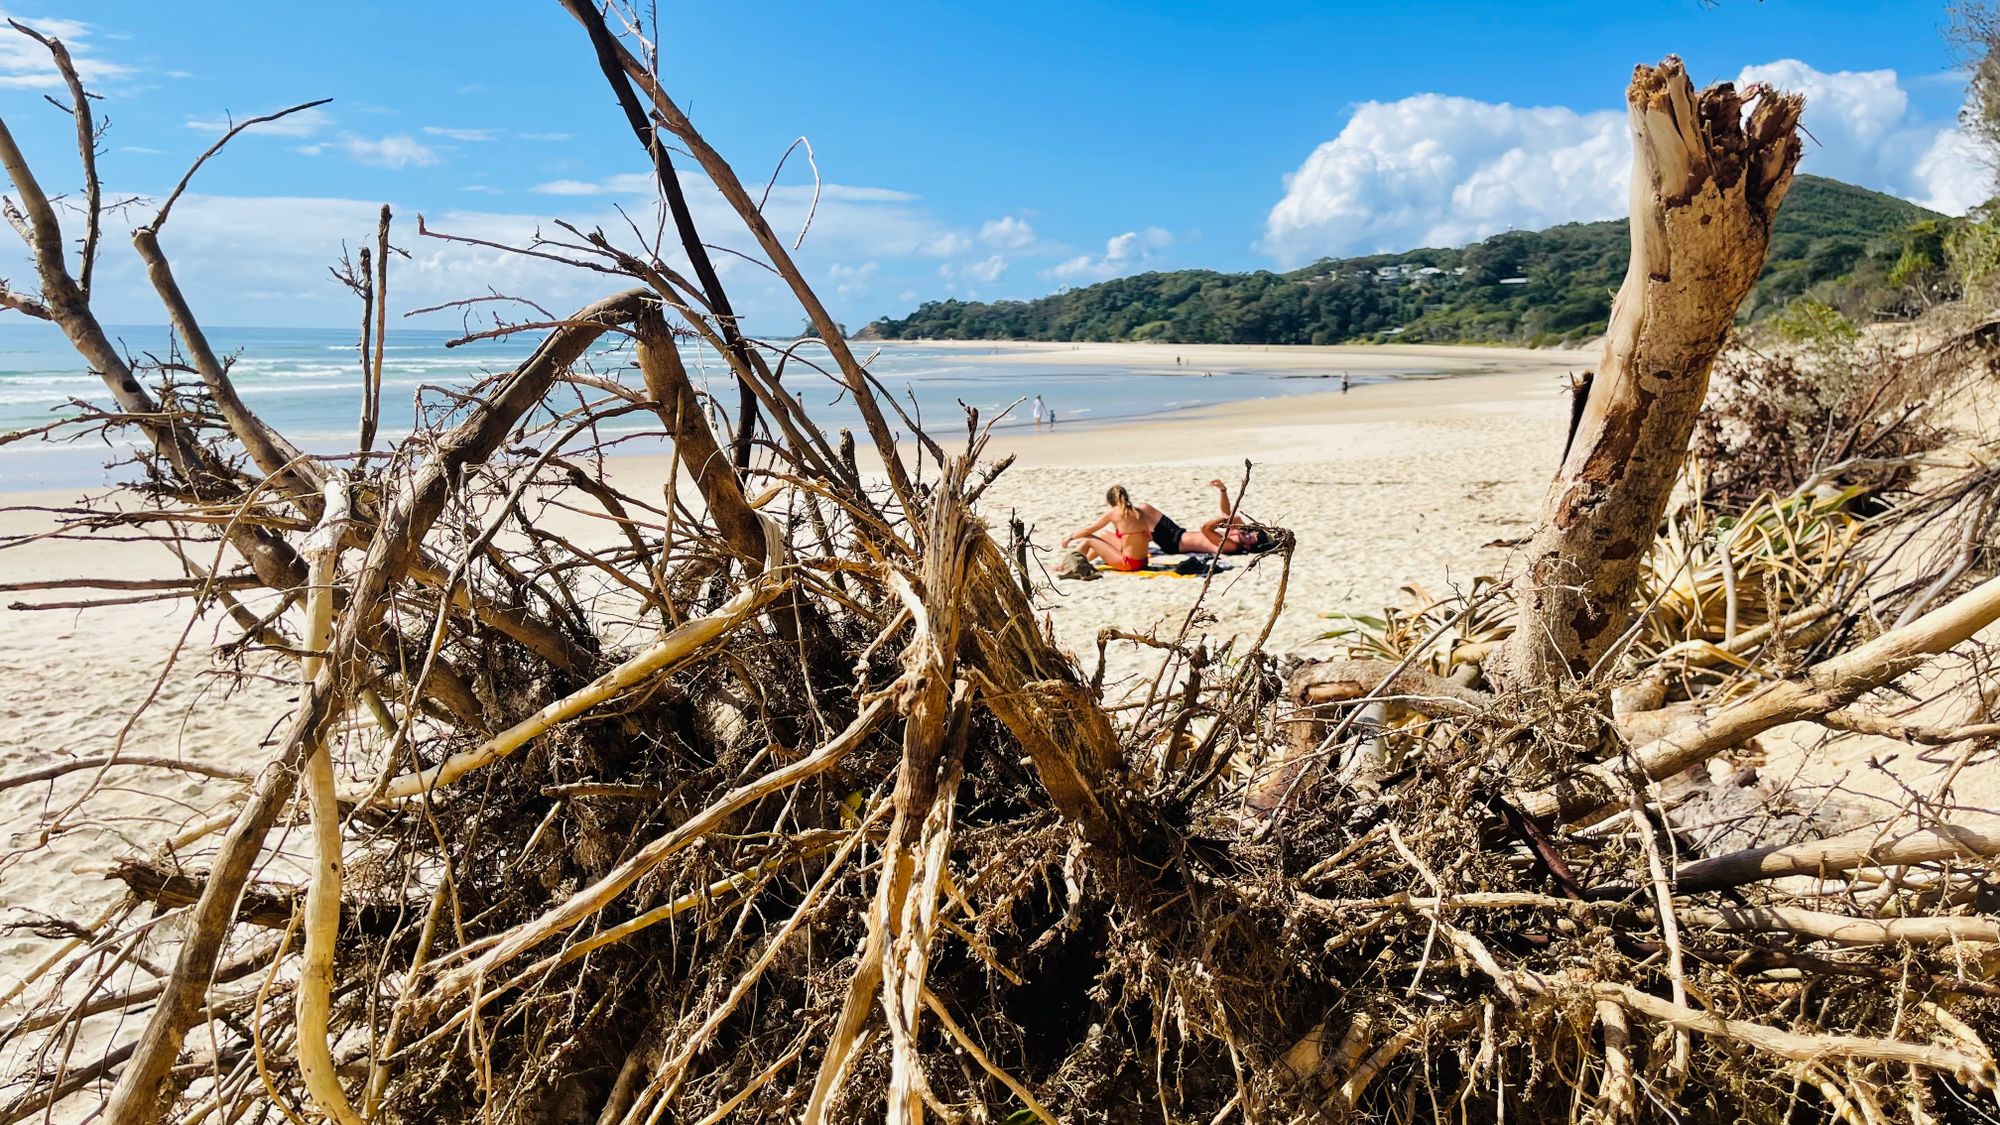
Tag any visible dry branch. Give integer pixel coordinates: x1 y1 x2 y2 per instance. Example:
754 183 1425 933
427 696 893 1000
1593 983 1996 1085
1494 58 1803 687
358 518 782 803
98 289 654 1125
1517 572 2000 823
0 755 249 793
1678 904 2000 945
293 481 363 1125
1675 817 2000 892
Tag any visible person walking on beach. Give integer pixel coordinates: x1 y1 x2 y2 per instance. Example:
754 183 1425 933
1341 372 1351 393
1032 394 1048 431
1064 485 1153 571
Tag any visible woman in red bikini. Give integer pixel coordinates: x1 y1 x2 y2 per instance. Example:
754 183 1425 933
1064 485 1154 571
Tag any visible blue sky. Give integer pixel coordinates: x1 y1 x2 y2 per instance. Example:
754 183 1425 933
0 1 1982 331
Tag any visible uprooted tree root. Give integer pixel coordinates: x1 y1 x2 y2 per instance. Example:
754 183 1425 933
7 11 2000 1124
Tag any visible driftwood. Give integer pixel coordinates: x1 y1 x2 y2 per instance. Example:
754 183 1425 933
1492 58 1804 688
1676 817 2000 892
6 16 2000 1125
106 860 406 936
1678 904 2000 945
1515 571 2000 824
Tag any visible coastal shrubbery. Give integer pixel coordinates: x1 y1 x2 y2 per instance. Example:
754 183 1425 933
866 176 1943 347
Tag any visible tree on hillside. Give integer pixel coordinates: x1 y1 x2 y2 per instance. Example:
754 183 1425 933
867 178 1938 347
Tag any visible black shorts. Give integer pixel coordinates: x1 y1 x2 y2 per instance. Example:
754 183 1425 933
1151 514 1186 554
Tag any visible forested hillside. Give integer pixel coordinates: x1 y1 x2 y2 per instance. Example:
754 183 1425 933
864 176 1944 345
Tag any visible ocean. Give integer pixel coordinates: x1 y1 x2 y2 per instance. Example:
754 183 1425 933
0 321 1383 491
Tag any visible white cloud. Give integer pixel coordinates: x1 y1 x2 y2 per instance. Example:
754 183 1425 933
520 173 945 270
963 255 1008 282
1044 226 1173 281
531 173 920 209
917 231 971 257
1261 94 1627 266
1737 60 1995 216
1739 60 1905 149
816 184 922 204
518 131 573 142
67 193 546 325
0 14 133 89
343 134 438 168
1913 127 1991 214
38 164 1029 336
1737 60 1930 196
530 172 656 195
1263 62 1992 267
297 133 438 169
63 183 946 331
1109 228 1171 259
422 126 496 142
186 106 333 138
829 260 877 297
979 215 1036 249
532 178 612 196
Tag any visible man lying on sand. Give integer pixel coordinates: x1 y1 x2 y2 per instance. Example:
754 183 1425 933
1064 481 1273 571
1168 479 1275 555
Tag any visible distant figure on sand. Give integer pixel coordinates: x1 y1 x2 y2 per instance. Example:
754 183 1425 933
1032 394 1047 431
1341 372 1351 393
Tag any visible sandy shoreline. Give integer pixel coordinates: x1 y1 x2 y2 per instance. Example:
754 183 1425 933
886 338 1591 375
964 351 1580 688
0 342 1586 999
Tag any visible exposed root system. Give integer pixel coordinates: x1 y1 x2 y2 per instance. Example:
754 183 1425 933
4 13 2000 1125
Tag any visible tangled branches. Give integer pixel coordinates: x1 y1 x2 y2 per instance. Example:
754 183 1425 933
5 15 2000 1125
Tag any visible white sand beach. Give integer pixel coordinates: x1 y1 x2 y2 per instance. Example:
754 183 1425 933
906 342 1589 688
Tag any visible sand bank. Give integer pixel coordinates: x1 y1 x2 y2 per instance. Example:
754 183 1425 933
888 338 1592 378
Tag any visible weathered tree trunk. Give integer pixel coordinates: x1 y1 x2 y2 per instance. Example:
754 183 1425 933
1489 58 1804 690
